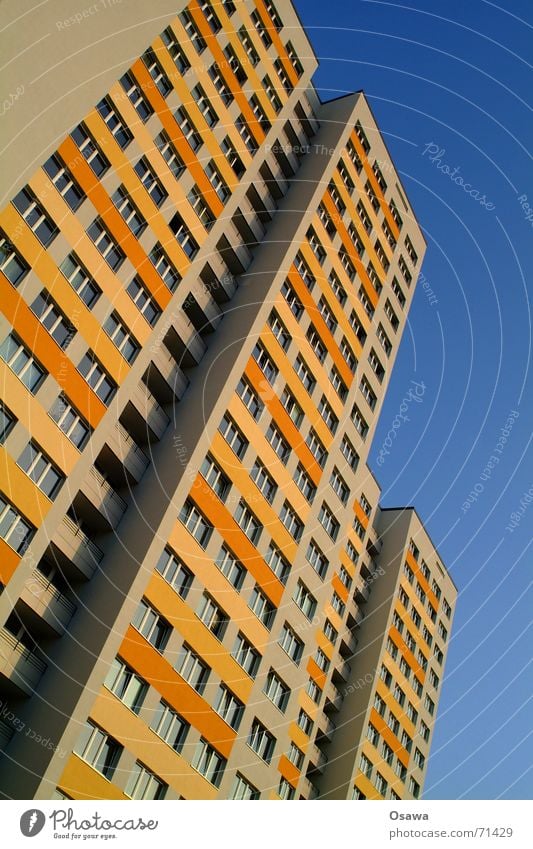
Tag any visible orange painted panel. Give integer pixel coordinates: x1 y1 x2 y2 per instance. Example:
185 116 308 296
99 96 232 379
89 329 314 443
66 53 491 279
306 658 326 690
277 753 300 787
58 754 126 800
369 707 410 768
0 447 53 529
0 539 21 586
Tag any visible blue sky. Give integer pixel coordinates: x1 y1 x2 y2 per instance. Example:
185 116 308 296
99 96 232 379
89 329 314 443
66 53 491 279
294 0 533 799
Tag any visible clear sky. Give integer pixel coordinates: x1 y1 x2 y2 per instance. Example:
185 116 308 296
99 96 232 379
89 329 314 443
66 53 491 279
294 0 533 800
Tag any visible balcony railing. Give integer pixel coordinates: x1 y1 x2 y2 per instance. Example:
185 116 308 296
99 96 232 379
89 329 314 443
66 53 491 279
19 569 76 635
52 515 103 580
0 629 47 696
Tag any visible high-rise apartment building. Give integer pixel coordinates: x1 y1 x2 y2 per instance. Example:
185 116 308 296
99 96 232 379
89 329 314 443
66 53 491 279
0 0 456 801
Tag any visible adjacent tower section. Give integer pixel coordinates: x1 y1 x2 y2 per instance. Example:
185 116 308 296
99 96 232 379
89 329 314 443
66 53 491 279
0 0 455 801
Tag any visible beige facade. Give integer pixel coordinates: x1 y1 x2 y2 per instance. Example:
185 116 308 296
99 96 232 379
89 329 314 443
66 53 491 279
0 0 455 801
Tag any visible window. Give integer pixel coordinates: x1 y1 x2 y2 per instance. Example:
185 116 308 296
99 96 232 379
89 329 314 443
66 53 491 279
43 155 84 210
262 74 282 111
407 702 418 724
341 435 359 472
231 774 259 800
279 778 295 800
235 499 262 545
266 423 290 465
295 356 316 393
248 584 275 629
324 619 338 644
279 622 304 664
307 228 326 264
155 131 185 180
282 280 303 319
215 546 246 590
17 441 63 499
221 136 245 177
319 503 340 541
380 664 393 687
387 711 400 736
280 501 303 542
331 592 345 616
192 84 218 127
208 65 234 107
87 219 124 271
120 71 152 121
74 722 121 779
71 123 109 176
179 499 213 548
387 637 398 661
368 349 385 383
391 277 406 308
150 701 189 753
78 351 116 405
374 693 386 716
356 200 372 235
250 94 271 132
236 114 257 153
250 461 277 504
420 720 431 743
103 312 139 363
358 287 374 321
162 26 191 73
365 181 380 214
155 547 193 599
105 657 147 714
0 334 45 393
248 720 276 763
319 298 337 333
205 160 230 203
264 670 290 712
314 648 330 673
265 0 283 30
268 310 291 352
340 337 358 373
97 96 132 148
169 212 199 259
126 277 160 326
306 428 327 467
253 341 278 383
286 41 303 76
281 388 303 427
297 709 313 735
266 543 291 585
175 106 202 152
318 396 338 434
329 270 347 305
132 159 166 210
149 243 181 292
142 48 172 97
394 684 406 707
443 598 452 618
294 251 315 290
112 186 146 237
1 233 28 287
346 540 359 564
31 291 74 349
398 254 412 287
0 405 15 445
294 464 316 504
359 754 373 779
232 632 261 678
12 188 57 246
438 621 449 641
288 741 305 768
411 608 421 628
381 743 395 768
401 729 413 752
193 740 226 787
177 644 210 694
219 413 248 459
237 377 264 421
329 182 346 216
409 777 420 799
375 772 388 796
293 580 317 620
60 253 100 307
197 593 229 640
330 468 350 505
0 495 34 553
132 600 171 652
201 454 231 501
215 685 244 730
347 139 362 172
360 376 377 411
385 299 399 331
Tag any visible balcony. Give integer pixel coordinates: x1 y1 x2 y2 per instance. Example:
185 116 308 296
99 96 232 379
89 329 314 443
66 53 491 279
164 311 206 368
317 716 336 743
216 226 253 275
0 718 14 752
122 381 170 444
324 680 343 713
341 629 358 654
335 657 352 683
366 535 382 558
75 467 127 532
17 569 76 636
145 347 189 405
200 262 238 304
51 515 103 581
354 577 370 604
300 776 319 799
186 285 223 333
307 742 328 774
0 628 47 697
104 421 149 485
